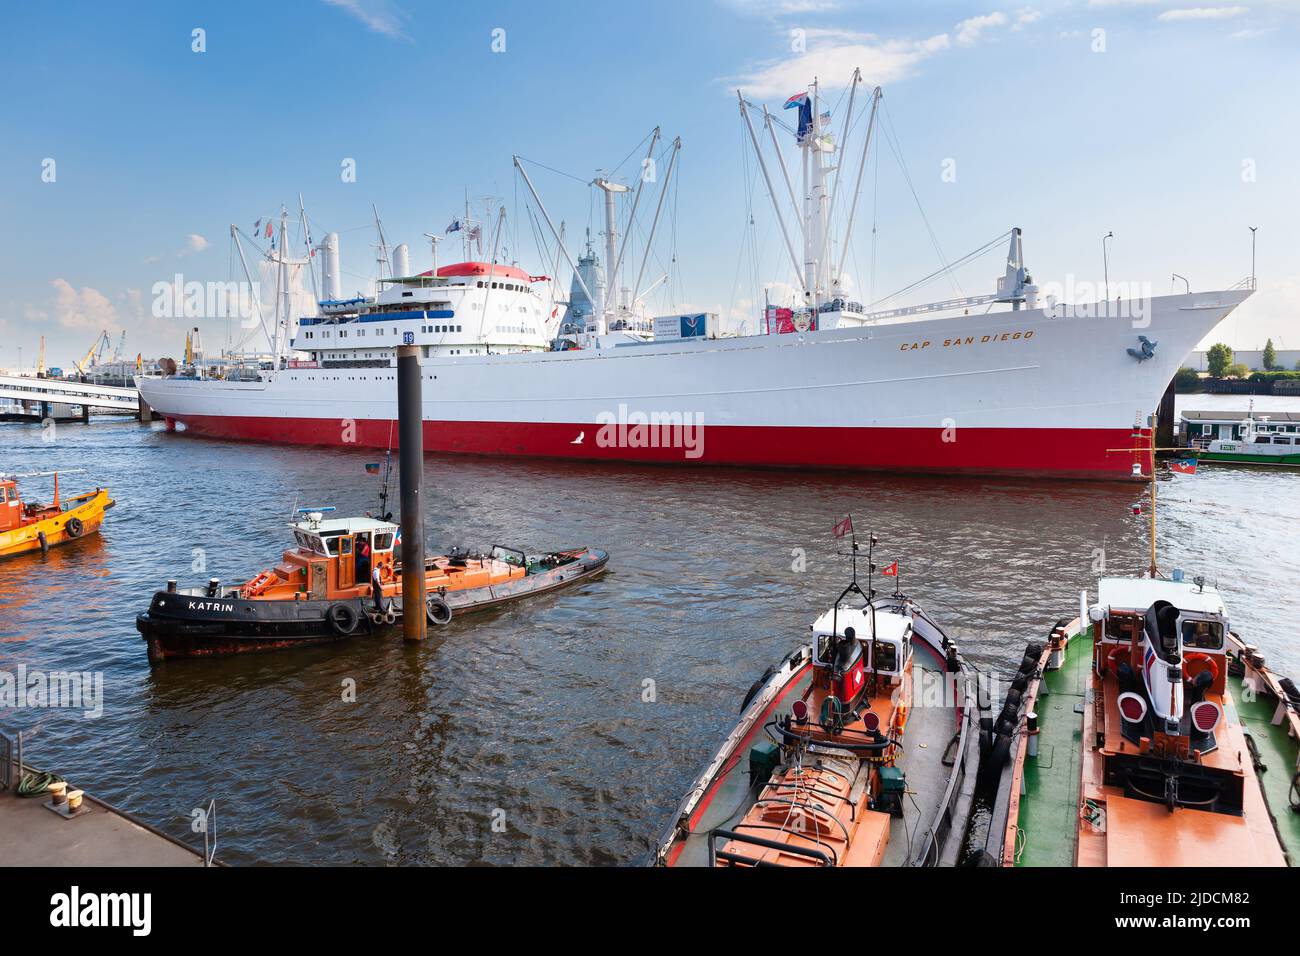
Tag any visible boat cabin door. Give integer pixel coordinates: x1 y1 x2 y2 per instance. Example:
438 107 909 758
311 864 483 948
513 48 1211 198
0 481 19 532
337 535 355 589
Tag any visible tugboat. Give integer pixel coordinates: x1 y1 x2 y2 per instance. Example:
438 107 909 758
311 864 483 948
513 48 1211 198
978 423 1300 866
0 471 114 559
650 526 980 867
136 507 607 662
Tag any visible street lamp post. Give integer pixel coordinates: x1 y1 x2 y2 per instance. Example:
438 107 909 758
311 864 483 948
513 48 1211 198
1249 226 1257 289
1102 231 1114 312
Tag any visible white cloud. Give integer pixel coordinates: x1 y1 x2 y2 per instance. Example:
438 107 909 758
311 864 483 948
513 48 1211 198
1087 0 1162 6
183 234 209 254
955 12 1008 46
1012 7 1044 29
49 279 117 332
1231 26 1274 36
1158 6 1249 20
728 30 950 97
321 0 407 39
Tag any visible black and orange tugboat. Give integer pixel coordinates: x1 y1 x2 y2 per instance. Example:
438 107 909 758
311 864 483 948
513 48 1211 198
136 507 607 662
651 524 981 867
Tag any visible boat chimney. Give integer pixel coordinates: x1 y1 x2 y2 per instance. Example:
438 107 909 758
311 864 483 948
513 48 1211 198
321 233 343 301
392 243 410 279
207 577 220 597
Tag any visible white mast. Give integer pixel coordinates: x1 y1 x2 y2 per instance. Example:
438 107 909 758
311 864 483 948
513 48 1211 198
738 91 807 297
593 176 630 334
632 137 681 306
276 206 289 363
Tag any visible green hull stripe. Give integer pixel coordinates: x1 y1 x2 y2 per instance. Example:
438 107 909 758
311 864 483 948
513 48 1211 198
1015 632 1091 867
1199 452 1300 466
1227 672 1300 859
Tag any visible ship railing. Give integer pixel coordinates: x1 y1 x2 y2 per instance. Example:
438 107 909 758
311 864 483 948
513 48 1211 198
1230 276 1257 291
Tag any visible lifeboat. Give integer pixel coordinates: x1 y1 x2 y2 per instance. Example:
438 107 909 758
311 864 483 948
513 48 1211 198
0 471 114 559
136 508 608 662
650 563 980 867
977 575 1300 867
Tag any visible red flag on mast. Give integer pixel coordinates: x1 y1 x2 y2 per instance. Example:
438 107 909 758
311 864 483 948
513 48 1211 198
881 561 898 577
833 515 853 538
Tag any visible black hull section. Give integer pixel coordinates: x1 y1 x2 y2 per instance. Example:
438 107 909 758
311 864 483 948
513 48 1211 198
138 549 608 662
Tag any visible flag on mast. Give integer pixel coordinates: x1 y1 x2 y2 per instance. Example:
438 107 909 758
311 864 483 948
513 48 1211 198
832 515 853 539
1170 458 1198 475
881 561 898 577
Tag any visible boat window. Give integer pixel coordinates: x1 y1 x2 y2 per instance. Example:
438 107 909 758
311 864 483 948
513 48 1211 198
373 532 394 551
319 531 344 556
339 536 353 556
1182 619 1223 650
1104 613 1140 642
873 640 898 674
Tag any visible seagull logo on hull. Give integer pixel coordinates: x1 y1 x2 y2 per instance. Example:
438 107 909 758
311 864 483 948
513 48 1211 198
186 599 235 613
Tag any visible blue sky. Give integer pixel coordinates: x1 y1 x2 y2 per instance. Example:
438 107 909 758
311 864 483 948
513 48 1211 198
1 0 1297 369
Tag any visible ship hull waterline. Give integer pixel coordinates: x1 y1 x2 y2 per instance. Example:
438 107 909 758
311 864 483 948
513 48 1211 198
137 290 1253 481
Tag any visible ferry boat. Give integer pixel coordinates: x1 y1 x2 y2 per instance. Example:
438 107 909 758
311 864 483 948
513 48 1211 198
135 76 1253 481
135 508 607 662
1197 412 1300 467
649 538 980 867
0 471 114 559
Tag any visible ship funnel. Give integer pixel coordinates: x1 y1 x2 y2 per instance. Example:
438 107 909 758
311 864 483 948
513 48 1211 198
392 243 410 279
321 233 343 301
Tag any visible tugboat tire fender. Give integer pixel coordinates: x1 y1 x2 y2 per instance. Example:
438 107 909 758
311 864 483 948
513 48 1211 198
741 665 779 714
426 596 452 626
327 603 360 636
65 516 84 538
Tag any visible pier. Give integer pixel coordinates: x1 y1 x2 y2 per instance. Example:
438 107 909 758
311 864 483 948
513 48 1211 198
0 374 150 422
1 731 212 866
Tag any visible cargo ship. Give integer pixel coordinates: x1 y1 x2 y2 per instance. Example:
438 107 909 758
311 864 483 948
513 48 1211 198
136 76 1253 480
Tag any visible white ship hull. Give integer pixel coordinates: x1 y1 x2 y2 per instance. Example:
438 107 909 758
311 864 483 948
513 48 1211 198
137 290 1251 479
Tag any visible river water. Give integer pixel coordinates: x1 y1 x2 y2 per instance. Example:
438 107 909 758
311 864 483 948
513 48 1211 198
2 398 1297 864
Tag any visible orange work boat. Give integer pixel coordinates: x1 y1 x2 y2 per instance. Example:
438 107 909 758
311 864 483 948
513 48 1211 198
975 425 1298 866
136 507 607 662
0 471 114 559
978 575 1300 867
650 544 980 867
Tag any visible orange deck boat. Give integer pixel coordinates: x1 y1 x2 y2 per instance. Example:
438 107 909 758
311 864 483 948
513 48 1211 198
0 471 114 559
978 575 1298 867
651 570 980 868
136 508 607 662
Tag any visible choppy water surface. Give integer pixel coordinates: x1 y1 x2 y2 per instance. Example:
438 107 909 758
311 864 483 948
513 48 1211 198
2 407 1297 865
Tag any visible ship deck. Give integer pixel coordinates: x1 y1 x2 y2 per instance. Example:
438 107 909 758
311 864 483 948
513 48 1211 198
1013 631 1297 866
1012 627 1088 867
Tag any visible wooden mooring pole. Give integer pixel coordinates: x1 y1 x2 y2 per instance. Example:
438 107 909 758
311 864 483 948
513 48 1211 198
396 344 426 642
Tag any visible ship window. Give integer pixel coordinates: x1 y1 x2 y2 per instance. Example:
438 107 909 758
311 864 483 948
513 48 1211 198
373 532 394 551
872 640 898 674
1182 620 1223 650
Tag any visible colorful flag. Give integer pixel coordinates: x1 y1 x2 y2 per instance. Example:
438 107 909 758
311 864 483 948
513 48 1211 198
365 463 381 475
783 92 809 110
254 219 262 234
832 515 853 539
881 561 898 577
1170 458 1197 475
265 222 274 238
447 219 462 233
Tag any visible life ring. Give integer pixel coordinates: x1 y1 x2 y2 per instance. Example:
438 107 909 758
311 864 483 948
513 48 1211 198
327 603 359 636
1183 652 1220 685
425 596 452 626
377 563 394 584
65 516 84 538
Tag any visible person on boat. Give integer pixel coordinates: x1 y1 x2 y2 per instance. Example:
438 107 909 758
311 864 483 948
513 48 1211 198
356 534 372 581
